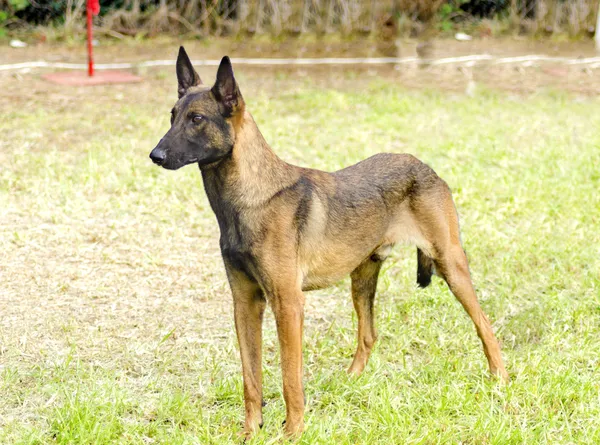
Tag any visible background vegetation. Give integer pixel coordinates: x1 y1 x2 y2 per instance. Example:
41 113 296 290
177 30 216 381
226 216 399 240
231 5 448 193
1 0 598 39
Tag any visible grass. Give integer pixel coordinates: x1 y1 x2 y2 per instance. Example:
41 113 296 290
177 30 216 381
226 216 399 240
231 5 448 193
1 64 600 444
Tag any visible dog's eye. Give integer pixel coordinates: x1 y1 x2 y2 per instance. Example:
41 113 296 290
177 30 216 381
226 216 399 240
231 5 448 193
192 114 203 124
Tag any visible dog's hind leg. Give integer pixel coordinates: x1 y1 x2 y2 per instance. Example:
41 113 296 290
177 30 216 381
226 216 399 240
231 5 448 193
433 245 508 380
413 188 509 381
348 256 383 376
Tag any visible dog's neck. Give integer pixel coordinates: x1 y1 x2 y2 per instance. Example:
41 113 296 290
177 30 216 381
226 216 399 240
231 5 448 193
201 111 300 211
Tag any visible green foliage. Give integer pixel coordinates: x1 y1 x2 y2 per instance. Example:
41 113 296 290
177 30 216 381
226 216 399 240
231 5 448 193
12 0 66 25
0 0 28 26
10 0 30 10
436 2 465 32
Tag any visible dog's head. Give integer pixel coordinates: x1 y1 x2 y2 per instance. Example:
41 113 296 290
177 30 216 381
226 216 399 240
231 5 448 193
149 47 244 170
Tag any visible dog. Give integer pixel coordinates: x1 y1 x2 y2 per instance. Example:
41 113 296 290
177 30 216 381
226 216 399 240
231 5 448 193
149 47 509 437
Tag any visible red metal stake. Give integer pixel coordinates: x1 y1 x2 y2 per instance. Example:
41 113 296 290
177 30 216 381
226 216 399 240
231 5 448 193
86 0 94 77
43 0 141 86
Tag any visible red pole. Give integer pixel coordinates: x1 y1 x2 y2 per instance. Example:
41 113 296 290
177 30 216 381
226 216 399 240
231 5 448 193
86 0 94 77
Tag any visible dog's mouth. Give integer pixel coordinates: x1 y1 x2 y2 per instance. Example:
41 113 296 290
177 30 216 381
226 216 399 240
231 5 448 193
155 156 199 170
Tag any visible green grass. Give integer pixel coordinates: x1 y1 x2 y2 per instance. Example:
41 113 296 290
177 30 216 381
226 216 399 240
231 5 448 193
1 69 600 444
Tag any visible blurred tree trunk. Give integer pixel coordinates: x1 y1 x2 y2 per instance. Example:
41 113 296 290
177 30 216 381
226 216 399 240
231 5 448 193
596 0 600 50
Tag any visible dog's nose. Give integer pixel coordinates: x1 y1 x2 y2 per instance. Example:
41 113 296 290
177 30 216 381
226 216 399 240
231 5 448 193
149 147 167 165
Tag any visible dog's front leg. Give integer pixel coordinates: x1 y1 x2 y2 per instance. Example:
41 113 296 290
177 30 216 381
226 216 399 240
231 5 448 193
271 289 305 437
227 267 266 438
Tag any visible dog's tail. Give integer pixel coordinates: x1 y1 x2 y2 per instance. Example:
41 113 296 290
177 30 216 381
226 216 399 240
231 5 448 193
416 248 434 288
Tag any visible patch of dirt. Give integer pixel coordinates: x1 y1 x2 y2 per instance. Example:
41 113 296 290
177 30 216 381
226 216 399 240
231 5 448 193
1 36 598 64
1 37 599 95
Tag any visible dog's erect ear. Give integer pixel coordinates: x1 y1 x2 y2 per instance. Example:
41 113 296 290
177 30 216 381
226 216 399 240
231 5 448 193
212 56 244 117
176 46 202 98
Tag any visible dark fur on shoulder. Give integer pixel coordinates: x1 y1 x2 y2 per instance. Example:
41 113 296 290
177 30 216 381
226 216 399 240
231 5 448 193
149 47 508 439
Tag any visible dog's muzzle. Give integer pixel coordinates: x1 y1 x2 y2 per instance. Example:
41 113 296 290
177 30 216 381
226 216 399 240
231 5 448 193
149 146 167 166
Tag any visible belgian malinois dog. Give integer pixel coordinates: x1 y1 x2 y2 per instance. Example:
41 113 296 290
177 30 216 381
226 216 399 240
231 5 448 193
150 47 508 437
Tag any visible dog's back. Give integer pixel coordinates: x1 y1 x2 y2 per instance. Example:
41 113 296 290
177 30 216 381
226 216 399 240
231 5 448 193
296 153 449 290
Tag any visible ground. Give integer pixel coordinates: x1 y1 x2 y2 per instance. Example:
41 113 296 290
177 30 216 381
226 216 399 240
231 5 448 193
1 38 600 444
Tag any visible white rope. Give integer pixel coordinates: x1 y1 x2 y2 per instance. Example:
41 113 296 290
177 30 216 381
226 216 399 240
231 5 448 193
428 54 494 65
1 55 599 72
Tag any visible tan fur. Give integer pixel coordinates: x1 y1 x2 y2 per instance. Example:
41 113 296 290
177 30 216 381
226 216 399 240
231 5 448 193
150 51 509 439
217 112 508 438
